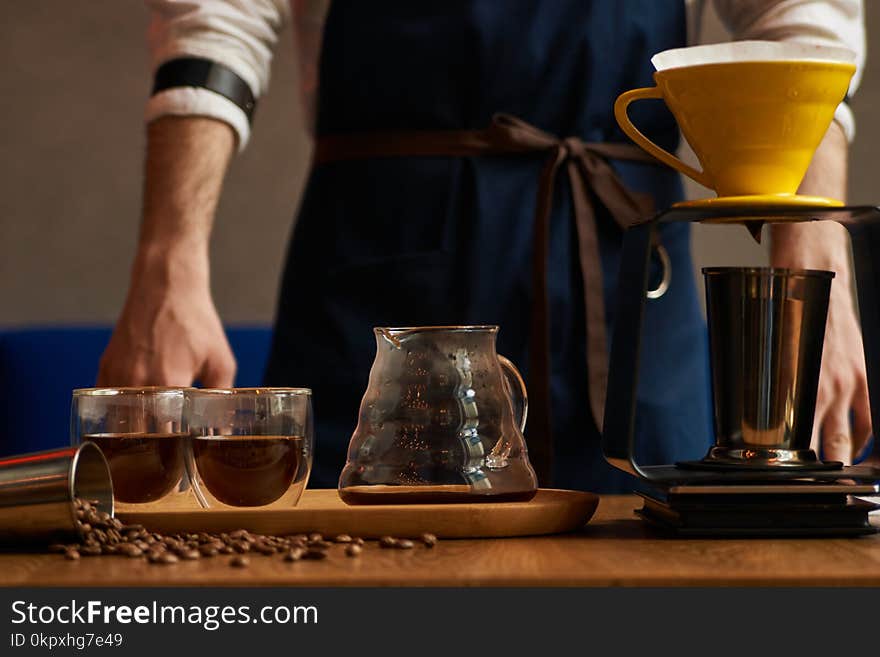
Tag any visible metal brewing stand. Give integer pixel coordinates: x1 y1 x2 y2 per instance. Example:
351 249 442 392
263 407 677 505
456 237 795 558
602 204 880 536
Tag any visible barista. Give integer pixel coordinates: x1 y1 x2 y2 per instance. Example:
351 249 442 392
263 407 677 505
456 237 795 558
99 0 870 491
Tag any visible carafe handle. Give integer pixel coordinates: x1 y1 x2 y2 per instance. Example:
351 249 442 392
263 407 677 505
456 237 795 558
498 355 528 433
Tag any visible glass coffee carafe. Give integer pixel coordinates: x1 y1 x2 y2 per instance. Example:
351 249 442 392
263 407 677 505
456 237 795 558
338 326 538 504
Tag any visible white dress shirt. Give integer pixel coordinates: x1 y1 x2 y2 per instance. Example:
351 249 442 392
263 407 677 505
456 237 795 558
145 0 865 150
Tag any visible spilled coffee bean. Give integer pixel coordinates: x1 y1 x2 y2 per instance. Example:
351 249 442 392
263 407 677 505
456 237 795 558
199 545 219 557
57 498 440 567
301 549 328 561
284 548 305 562
119 544 143 558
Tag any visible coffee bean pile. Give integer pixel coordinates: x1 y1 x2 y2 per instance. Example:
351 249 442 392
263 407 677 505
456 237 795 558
50 499 438 568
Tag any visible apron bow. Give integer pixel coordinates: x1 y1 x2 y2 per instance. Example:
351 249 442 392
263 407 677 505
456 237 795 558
484 113 656 481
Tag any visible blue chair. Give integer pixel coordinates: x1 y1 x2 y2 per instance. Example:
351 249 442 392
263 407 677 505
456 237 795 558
0 326 272 457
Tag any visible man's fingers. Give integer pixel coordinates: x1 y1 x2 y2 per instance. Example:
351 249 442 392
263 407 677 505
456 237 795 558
852 379 873 458
810 395 830 453
95 362 113 387
199 350 237 388
820 407 853 465
97 351 149 387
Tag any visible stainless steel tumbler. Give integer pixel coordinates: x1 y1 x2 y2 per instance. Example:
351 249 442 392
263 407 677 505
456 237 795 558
703 267 834 468
0 442 113 543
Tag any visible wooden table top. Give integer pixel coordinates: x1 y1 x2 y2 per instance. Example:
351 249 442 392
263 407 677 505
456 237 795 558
4 495 880 587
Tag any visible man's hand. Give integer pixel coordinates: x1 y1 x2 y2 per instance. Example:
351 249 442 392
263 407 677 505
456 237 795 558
98 243 236 387
771 122 871 464
98 116 237 388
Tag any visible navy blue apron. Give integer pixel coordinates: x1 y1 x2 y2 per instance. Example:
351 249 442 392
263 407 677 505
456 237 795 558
265 0 712 493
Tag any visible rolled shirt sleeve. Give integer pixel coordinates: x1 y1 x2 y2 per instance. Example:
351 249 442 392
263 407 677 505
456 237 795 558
712 0 866 141
145 0 290 149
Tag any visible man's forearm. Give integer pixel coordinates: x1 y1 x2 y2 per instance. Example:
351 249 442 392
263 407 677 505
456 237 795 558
766 120 871 460
770 121 851 280
99 115 238 388
137 116 236 279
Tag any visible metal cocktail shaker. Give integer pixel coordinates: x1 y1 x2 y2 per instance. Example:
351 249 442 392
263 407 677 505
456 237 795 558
703 267 834 468
0 442 113 543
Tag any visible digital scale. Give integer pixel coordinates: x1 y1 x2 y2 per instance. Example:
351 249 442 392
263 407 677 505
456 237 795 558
602 203 880 536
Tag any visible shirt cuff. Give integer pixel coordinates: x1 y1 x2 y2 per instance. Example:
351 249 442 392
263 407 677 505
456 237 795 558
145 87 251 151
833 102 856 143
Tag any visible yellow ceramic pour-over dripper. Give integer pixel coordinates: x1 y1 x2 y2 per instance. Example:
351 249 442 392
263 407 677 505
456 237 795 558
614 41 856 208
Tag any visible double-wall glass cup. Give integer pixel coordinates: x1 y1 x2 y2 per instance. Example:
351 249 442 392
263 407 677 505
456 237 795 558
185 388 313 508
70 387 188 509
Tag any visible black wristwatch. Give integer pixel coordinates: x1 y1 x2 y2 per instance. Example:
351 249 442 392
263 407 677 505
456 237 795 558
152 57 256 122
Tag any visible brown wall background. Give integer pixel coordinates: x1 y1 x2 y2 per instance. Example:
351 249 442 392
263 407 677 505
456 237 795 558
1 2 876 327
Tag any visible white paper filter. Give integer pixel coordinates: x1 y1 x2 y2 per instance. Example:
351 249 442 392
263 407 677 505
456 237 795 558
651 40 855 71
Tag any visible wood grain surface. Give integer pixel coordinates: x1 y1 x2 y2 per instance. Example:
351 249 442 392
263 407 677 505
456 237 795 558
3 496 880 587
117 489 599 538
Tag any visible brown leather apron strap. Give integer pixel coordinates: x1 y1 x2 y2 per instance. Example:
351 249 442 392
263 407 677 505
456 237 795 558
315 113 657 485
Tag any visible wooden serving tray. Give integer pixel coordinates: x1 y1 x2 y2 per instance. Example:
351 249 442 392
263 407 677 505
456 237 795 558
119 488 599 539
